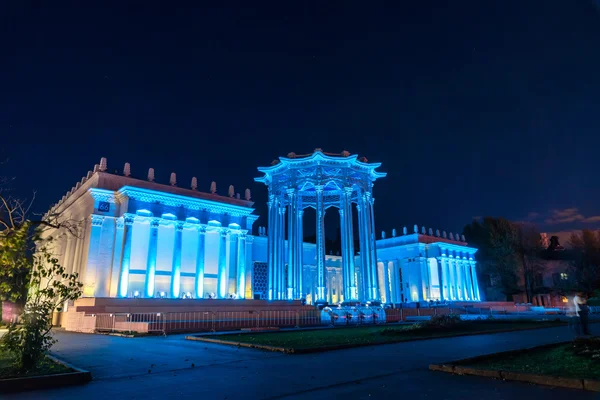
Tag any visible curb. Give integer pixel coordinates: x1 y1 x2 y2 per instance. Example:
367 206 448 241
185 336 295 353
185 323 567 355
429 342 600 392
0 355 92 393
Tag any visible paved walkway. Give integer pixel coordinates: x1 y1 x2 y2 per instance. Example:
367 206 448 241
6 325 598 399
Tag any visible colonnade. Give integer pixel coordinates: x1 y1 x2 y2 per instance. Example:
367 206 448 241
266 185 380 302
377 257 480 303
84 213 252 299
436 257 480 302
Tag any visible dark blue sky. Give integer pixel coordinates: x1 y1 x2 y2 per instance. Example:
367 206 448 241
2 1 600 241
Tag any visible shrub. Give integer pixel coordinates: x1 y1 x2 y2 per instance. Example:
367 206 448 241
427 314 462 329
572 337 600 360
1 239 82 372
380 323 423 336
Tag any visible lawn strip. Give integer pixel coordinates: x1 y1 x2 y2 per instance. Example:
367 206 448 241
187 321 565 353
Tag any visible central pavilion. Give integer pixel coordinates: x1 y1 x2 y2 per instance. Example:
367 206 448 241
255 149 386 302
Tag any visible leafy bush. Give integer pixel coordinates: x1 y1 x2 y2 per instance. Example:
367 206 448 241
427 314 462 329
1 239 82 372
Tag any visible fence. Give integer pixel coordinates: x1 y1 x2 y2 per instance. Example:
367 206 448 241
93 309 322 335
91 304 586 335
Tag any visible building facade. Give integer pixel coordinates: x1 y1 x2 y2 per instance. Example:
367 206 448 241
46 153 480 306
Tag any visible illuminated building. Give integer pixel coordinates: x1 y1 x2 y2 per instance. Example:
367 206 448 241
45 151 480 306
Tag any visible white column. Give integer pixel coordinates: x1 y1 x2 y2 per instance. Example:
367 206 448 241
420 258 430 301
287 188 296 300
217 229 228 298
145 218 160 298
357 192 370 301
267 195 276 300
471 261 481 300
245 235 254 299
83 215 105 296
316 185 326 300
339 205 348 300
62 233 75 275
170 222 184 298
461 260 471 300
195 226 206 298
278 202 286 300
229 232 238 297
366 194 379 300
383 261 391 304
436 257 445 302
118 214 135 297
109 220 124 297
444 257 452 300
296 208 304 299
343 187 357 300
455 259 464 301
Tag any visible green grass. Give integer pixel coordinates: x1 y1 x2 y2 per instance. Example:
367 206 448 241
204 320 566 351
462 343 600 380
0 350 73 380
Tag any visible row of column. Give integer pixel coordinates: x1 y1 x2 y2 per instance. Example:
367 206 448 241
85 213 251 299
379 260 402 304
267 186 381 302
436 257 480 302
267 194 289 300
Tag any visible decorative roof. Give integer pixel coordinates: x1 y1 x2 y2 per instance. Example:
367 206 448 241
256 149 386 184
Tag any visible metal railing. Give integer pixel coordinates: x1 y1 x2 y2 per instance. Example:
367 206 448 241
91 304 594 335
92 309 322 334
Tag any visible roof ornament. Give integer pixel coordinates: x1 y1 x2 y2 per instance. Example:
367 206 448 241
413 224 418 234
148 168 155 182
403 226 407 235
428 228 433 235
245 188 251 201
169 173 177 186
341 150 350 157
359 156 368 163
228 185 235 198
436 229 440 237
392 228 397 237
99 157 107 171
455 233 460 241
314 148 323 153
443 231 447 239
123 162 131 177
449 232 455 240
421 226 426 234
191 177 198 190
287 152 297 158
461 234 466 242
210 181 217 194
381 231 386 239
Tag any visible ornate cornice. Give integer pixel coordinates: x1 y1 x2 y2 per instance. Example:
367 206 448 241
116 186 255 217
89 188 117 203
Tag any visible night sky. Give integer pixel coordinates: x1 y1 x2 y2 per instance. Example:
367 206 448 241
2 2 600 243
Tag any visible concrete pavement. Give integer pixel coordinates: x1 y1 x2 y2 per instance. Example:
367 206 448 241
5 325 597 399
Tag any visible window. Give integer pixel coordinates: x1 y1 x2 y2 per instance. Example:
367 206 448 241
534 274 544 287
560 273 568 280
